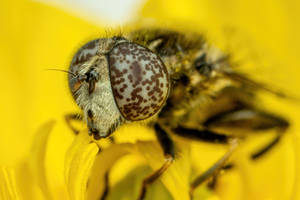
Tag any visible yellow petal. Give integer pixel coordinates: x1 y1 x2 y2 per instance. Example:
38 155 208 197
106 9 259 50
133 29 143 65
29 120 56 199
108 165 173 200
85 124 195 200
0 166 21 200
136 139 191 200
86 143 135 200
292 133 300 200
15 161 45 200
87 136 192 200
65 131 99 200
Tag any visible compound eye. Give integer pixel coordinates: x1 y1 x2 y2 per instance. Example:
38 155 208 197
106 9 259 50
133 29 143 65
108 42 169 121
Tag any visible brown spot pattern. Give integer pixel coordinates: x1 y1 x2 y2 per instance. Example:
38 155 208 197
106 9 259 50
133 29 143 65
109 42 169 121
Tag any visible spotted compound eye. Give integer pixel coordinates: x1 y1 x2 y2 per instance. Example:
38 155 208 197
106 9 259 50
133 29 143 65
108 42 169 121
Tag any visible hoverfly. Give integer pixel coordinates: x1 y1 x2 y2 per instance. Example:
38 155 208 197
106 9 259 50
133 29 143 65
65 28 289 199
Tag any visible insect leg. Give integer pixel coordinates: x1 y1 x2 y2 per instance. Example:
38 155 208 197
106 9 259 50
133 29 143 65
221 136 284 170
64 113 83 134
204 108 289 160
138 123 175 200
171 126 230 144
171 126 236 191
190 139 239 196
251 120 288 160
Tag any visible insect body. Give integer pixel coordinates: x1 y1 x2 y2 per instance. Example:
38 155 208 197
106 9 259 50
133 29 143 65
67 29 289 199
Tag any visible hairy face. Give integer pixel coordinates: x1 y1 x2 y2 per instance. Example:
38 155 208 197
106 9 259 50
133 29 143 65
68 38 124 139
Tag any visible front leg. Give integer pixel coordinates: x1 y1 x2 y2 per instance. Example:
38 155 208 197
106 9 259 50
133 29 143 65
64 113 83 134
204 108 289 160
190 138 239 195
138 123 175 200
171 126 238 194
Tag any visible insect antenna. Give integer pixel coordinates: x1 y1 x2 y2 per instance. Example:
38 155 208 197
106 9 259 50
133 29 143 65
45 68 77 78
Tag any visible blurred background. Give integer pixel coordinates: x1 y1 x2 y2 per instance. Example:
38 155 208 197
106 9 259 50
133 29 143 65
0 0 146 165
0 0 300 199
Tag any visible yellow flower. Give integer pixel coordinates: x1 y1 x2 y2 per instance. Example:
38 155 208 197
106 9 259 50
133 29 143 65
0 0 300 200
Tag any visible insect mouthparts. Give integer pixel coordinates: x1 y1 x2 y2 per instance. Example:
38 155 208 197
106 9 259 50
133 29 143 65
88 128 102 140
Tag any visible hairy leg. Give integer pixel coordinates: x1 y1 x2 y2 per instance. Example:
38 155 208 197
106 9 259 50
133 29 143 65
138 123 175 200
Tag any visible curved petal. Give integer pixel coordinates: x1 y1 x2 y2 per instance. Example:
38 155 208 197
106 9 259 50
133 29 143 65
64 131 99 200
0 167 21 200
136 140 191 200
86 143 135 200
29 120 56 199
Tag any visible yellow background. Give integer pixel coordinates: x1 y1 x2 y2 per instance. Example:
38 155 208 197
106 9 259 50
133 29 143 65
0 0 300 199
